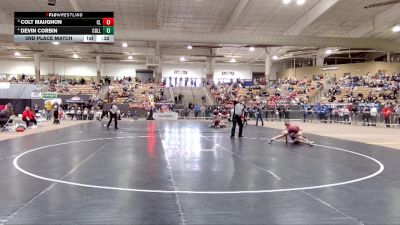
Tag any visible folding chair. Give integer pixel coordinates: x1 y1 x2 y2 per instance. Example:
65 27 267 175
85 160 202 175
35 113 46 127
0 118 14 132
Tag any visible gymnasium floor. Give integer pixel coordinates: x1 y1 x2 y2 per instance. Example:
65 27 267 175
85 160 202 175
0 120 398 225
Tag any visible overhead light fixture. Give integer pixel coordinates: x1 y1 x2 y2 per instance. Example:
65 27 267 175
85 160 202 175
272 55 279 60
283 0 292 5
180 56 186 62
122 42 128 48
187 45 193 50
48 0 56 6
249 47 255 52
325 49 332 54
73 53 79 58
14 52 21 56
52 41 59 45
296 0 305 5
230 58 236 63
392 25 400 32
128 55 133 60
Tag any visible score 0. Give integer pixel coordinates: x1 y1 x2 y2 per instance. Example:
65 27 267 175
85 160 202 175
102 18 114 26
102 18 114 35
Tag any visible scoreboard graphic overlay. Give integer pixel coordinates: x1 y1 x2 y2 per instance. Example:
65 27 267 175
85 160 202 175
14 12 114 43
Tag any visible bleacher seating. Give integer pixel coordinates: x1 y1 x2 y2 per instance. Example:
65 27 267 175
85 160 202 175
322 73 399 104
107 82 167 105
57 84 99 96
209 77 325 107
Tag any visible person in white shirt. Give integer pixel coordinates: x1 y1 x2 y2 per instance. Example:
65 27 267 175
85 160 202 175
82 108 89 120
338 107 344 123
231 100 245 138
370 105 378 125
394 104 400 126
343 107 350 124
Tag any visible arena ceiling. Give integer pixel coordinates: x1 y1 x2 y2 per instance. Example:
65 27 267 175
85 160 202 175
0 0 399 64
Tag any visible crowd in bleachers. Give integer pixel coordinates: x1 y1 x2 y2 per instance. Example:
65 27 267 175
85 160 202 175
209 76 324 109
106 77 168 106
324 72 399 104
0 74 37 83
44 77 102 98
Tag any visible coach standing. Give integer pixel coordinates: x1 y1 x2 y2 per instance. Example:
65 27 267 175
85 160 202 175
231 100 245 138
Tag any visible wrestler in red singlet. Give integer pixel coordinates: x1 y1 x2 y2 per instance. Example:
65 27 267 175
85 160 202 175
286 124 300 134
269 121 314 145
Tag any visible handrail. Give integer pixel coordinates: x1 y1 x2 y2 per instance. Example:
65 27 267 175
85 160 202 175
311 75 336 104
202 86 215 106
190 87 196 103
97 85 109 100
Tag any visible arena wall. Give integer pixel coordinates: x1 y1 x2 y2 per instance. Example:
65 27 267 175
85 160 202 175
276 62 400 80
0 59 146 78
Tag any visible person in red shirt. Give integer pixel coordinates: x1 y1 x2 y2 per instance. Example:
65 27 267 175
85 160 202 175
268 121 314 146
381 104 392 128
22 106 37 128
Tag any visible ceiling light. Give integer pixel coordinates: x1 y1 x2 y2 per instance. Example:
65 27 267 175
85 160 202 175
180 56 186 62
283 0 292 5
392 25 400 32
73 53 79 58
230 58 236 63
187 45 193 50
325 49 332 54
272 55 279 60
296 0 306 5
249 47 255 52
128 55 133 60
122 42 128 48
14 52 21 56
52 41 59 45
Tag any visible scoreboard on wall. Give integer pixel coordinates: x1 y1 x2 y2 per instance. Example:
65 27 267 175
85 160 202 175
14 12 114 43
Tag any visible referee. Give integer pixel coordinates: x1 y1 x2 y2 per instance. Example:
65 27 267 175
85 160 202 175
231 100 245 138
107 104 119 129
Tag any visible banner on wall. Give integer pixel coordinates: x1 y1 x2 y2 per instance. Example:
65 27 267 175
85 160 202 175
174 70 188 75
322 66 338 71
42 92 58 100
222 72 235 76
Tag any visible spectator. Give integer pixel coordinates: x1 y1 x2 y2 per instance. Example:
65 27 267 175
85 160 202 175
343 106 351 124
0 104 14 126
82 107 89 120
33 103 39 114
88 107 95 120
362 107 371 126
67 107 75 120
76 107 82 120
22 106 37 128
194 104 201 117
53 103 60 124
370 105 378 125
382 104 392 128
44 100 53 121
394 104 400 126
255 105 264 126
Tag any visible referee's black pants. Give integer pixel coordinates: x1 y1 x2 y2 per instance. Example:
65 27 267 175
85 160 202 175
107 112 118 129
231 115 243 137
